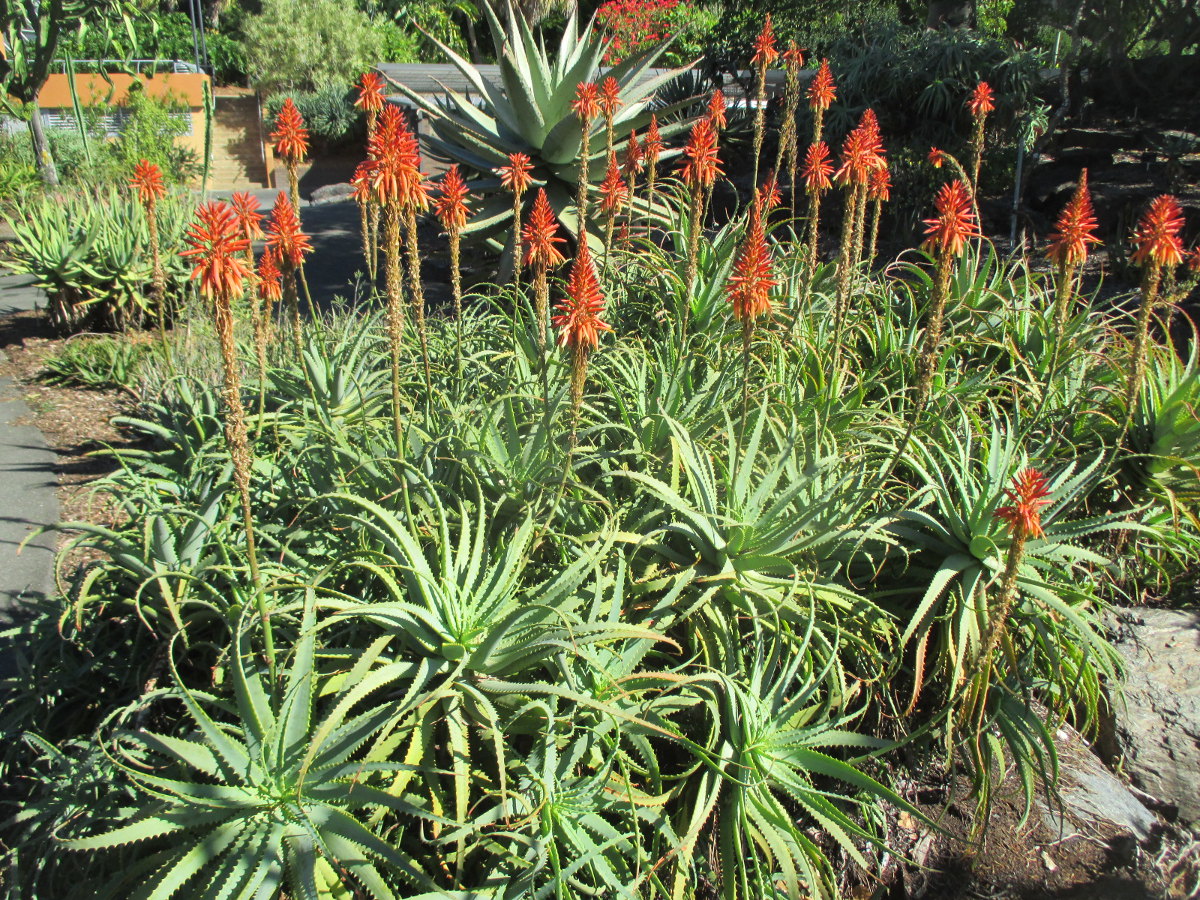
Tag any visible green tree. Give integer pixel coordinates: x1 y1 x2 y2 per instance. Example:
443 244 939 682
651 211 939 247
242 0 383 93
0 0 148 185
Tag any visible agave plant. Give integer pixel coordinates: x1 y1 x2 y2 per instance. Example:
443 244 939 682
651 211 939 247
387 0 697 245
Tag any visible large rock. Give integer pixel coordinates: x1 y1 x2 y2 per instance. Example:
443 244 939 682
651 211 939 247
1111 608 1200 824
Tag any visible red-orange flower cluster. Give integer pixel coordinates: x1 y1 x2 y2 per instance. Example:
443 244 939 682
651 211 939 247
967 81 995 117
130 159 166 206
433 164 471 233
599 152 628 213
182 201 252 299
644 114 663 163
835 110 886 186
599 76 622 118
807 59 837 111
271 98 309 163
928 146 947 169
707 90 727 130
553 241 611 351
868 162 891 202
922 180 980 258
257 248 283 304
368 105 428 210
1046 169 1100 268
522 188 566 269
727 198 777 324
994 468 1052 539
230 191 265 242
498 152 534 195
750 14 778 66
350 160 374 204
759 170 782 212
681 117 723 189
355 71 386 113
623 130 644 176
1131 194 1185 269
572 82 600 122
801 142 834 193
265 191 313 267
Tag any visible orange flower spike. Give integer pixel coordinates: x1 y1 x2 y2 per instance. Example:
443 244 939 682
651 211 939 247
1131 194 1186 269
928 146 946 169
623 130 644 176
727 198 777 324
1046 169 1100 268
265 191 313 267
967 81 996 117
922 179 980 258
257 248 283 304
994 468 1052 540
369 105 428 210
644 114 663 163
433 164 471 233
130 159 166 206
498 152 535 195
750 14 779 66
572 82 600 123
355 71 386 113
598 76 622 118
807 59 837 111
522 187 566 269
599 152 628 213
230 191 265 242
182 201 252 299
868 163 891 202
350 160 375 203
760 170 782 212
681 117 723 189
552 241 611 351
801 142 834 193
835 111 885 186
271 98 309 164
707 90 727 130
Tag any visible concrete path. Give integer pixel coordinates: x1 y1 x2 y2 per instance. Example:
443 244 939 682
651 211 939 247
0 273 59 624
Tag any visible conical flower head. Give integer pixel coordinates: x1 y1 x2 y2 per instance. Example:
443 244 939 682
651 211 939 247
433 164 470 233
552 241 611 351
644 114 663 163
265 191 313 267
498 152 534 195
807 59 837 111
801 141 834 193
1131 194 1185 269
572 82 600 123
350 159 375 203
727 197 777 324
922 179 980 258
130 159 166 206
599 76 622 118
1046 169 1100 268
230 191 265 241
783 41 804 70
928 146 947 169
967 81 995 117
759 170 782 212
181 201 252 299
522 187 566 269
750 14 778 66
681 117 723 189
257 247 283 304
707 90 727 130
271 98 309 163
868 162 891 202
994 467 1051 539
623 130 644 176
599 152 628 213
369 105 429 210
835 110 885 186
355 71 386 113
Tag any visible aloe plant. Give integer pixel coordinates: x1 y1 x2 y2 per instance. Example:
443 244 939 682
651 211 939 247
388 0 697 246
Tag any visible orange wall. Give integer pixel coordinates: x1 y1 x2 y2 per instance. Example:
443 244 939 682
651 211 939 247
36 72 209 109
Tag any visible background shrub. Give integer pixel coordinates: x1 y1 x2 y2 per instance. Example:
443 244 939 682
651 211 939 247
242 0 383 93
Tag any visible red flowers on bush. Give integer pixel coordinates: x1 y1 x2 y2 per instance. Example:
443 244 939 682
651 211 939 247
498 152 535 195
572 82 600 123
230 191 265 242
967 81 995 117
807 59 837 111
597 0 687 64
369 105 428 210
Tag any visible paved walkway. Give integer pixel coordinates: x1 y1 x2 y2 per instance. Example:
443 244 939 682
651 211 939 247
0 274 59 624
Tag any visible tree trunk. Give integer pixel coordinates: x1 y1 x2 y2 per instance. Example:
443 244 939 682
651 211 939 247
28 105 59 187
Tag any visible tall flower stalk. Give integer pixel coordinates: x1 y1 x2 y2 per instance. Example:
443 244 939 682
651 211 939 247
680 116 723 334
433 164 471 369
749 15 778 190
622 129 643 236
966 81 994 196
498 152 534 290
865 161 890 269
599 151 628 274
254 248 282 425
552 240 611 445
775 42 804 220
807 59 837 144
643 114 663 228
350 160 376 280
797 141 833 317
1126 194 1185 423
181 201 273 678
727 191 777 423
131 159 168 346
264 191 312 360
231 191 267 396
523 187 568 353
572 82 600 236
599 77 622 170
355 72 386 278
1045 169 1100 335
